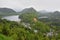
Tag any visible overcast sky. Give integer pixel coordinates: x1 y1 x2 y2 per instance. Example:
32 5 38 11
0 0 60 11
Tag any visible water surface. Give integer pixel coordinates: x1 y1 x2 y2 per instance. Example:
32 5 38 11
2 15 21 21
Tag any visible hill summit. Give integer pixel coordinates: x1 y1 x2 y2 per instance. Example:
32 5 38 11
0 8 16 13
21 7 37 13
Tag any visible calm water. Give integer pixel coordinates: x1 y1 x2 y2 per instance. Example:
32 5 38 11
2 15 21 21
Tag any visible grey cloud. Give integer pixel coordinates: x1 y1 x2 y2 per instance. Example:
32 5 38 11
0 0 60 11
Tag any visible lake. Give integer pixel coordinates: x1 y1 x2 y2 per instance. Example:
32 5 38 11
1 15 21 22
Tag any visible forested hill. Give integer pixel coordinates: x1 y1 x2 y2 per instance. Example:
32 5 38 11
0 8 17 17
0 8 16 13
20 7 38 14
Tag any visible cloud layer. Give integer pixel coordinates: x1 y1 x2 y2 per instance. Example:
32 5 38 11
0 0 60 11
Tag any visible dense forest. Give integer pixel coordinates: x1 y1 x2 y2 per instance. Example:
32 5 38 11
0 8 60 40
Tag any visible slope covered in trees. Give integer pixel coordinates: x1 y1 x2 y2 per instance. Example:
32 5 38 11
0 8 17 17
0 7 60 40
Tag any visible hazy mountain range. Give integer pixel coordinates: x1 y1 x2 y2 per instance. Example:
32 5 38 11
0 7 60 18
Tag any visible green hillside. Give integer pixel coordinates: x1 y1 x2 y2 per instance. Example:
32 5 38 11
0 7 60 40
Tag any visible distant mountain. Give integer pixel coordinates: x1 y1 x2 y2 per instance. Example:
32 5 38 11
50 11 60 18
0 8 16 13
21 7 37 14
0 8 17 17
38 11 60 26
38 10 60 19
53 11 60 15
